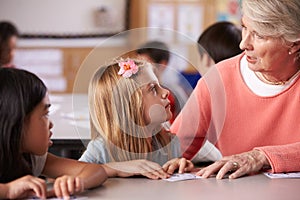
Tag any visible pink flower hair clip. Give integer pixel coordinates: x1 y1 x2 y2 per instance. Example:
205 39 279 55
118 59 139 78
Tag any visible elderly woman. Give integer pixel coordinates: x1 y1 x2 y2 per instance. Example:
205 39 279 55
170 0 300 179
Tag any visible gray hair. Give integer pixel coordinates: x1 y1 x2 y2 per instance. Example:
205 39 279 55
242 0 300 60
242 0 300 42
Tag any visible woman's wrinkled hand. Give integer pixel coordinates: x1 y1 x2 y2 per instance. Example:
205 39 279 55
196 150 270 179
162 158 194 174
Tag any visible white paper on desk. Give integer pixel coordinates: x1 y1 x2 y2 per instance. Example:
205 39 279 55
264 172 300 179
26 196 87 199
163 173 202 182
47 197 87 200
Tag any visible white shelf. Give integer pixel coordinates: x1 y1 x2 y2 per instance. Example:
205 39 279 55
18 37 127 48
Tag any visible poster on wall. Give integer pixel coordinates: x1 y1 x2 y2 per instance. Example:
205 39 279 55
177 4 203 42
147 3 175 42
216 0 242 25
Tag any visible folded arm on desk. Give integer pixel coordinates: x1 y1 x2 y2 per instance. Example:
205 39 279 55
255 142 300 173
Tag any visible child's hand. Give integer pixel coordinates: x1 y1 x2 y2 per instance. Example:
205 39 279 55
5 175 47 199
162 158 194 174
105 159 170 180
52 175 84 199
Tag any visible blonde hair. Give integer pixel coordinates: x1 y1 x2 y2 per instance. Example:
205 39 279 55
89 58 172 162
242 0 300 59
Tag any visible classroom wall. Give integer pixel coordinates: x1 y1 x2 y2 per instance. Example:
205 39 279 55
0 0 241 93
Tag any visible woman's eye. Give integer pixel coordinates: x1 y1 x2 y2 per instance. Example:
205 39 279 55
254 32 264 39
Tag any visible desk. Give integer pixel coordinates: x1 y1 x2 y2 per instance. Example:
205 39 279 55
49 94 90 158
79 174 300 200
47 95 300 199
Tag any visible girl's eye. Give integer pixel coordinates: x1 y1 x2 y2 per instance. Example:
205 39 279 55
150 85 157 95
151 86 157 93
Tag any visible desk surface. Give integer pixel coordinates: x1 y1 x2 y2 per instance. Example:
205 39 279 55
49 95 300 199
79 174 300 200
50 94 90 140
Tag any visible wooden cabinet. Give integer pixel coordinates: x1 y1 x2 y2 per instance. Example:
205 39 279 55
63 48 92 93
72 46 130 93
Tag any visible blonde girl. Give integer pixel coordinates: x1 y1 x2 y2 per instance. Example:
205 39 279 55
80 59 193 179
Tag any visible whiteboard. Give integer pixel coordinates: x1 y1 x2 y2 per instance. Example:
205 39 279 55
0 0 128 37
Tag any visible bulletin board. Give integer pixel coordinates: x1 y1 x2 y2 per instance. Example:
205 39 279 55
216 0 242 24
130 0 217 36
147 1 205 42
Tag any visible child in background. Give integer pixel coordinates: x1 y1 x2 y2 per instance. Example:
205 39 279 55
0 68 107 199
197 21 242 64
194 21 242 77
79 59 193 179
181 22 242 87
0 21 18 68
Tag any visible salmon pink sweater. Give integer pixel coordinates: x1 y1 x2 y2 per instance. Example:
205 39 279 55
171 54 300 173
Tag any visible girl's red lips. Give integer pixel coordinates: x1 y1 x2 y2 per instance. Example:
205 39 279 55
165 102 171 108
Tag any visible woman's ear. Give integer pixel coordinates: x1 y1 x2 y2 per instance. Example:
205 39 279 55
289 41 300 54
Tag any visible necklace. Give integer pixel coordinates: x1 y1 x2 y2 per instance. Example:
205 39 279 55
255 69 300 85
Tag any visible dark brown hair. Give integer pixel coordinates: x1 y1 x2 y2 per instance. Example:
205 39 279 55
0 68 47 183
197 22 242 63
136 41 170 64
0 21 19 66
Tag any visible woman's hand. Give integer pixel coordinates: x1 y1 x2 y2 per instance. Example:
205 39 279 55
196 150 270 179
52 175 84 199
3 175 47 199
162 158 194 174
104 160 170 180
